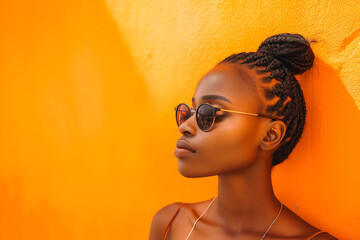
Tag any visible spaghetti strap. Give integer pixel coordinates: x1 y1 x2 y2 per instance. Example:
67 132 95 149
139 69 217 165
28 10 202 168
162 203 187 240
305 230 327 240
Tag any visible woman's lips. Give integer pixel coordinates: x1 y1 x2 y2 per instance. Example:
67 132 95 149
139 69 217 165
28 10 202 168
175 140 196 158
176 140 196 152
174 147 196 158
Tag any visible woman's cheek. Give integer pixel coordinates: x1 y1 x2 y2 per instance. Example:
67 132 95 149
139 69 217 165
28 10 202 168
220 121 261 164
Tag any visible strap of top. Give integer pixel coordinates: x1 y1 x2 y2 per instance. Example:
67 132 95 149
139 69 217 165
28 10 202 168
305 230 327 240
162 203 187 240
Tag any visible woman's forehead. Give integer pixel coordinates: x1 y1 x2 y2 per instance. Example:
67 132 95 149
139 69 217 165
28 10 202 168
193 63 262 110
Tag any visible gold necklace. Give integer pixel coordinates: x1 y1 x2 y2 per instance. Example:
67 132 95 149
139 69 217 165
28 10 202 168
185 196 283 240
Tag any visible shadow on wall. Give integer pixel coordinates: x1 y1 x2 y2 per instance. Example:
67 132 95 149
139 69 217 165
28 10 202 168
0 0 155 240
273 57 360 240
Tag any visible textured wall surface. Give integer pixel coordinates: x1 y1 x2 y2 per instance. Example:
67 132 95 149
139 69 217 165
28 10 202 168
0 0 359 239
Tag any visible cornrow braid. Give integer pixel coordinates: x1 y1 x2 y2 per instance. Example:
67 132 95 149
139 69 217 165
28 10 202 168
217 33 315 167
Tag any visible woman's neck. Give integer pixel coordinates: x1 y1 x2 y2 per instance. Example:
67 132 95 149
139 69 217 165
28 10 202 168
211 160 281 234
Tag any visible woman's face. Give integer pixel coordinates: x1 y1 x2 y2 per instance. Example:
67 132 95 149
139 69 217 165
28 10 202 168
176 63 271 178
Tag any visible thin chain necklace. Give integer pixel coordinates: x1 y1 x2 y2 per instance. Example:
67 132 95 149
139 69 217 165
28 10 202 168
185 196 283 240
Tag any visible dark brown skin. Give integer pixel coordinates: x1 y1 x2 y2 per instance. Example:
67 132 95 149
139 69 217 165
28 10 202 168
149 63 338 240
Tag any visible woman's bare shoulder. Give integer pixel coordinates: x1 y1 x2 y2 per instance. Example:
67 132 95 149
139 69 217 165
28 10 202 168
149 202 184 240
148 198 213 240
274 204 338 240
310 232 338 240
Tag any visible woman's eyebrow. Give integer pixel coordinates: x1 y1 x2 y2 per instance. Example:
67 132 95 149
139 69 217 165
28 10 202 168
192 95 232 104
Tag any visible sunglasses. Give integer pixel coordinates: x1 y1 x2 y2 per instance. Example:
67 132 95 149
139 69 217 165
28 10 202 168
175 103 284 132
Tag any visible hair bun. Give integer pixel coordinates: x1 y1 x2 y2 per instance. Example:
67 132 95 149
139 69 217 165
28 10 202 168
256 33 315 75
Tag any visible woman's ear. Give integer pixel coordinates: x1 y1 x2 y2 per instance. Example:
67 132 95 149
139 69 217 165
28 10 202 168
260 120 287 151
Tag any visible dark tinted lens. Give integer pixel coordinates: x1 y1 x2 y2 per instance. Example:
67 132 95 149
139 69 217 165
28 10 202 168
176 103 191 126
196 104 215 131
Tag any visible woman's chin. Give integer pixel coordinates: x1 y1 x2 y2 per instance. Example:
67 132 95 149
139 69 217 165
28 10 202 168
178 164 199 178
178 163 214 178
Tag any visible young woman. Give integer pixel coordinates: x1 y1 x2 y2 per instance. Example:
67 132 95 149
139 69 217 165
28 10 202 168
149 33 338 240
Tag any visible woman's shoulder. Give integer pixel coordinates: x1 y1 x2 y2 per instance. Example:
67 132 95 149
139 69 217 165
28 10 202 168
154 201 187 223
149 199 212 240
309 232 338 240
274 204 338 239
149 201 186 240
153 198 212 219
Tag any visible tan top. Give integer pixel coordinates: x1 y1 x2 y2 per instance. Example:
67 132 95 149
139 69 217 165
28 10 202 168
162 203 327 240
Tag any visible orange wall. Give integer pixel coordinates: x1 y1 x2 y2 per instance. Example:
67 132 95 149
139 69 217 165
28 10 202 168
0 0 359 239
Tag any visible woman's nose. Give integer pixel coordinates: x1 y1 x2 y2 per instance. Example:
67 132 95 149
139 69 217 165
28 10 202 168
178 111 197 136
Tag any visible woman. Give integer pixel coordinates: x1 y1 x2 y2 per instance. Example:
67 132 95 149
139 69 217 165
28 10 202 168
149 33 338 240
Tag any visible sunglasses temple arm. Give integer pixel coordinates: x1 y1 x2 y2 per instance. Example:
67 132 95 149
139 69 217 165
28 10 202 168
221 109 283 121
221 109 258 117
257 113 283 121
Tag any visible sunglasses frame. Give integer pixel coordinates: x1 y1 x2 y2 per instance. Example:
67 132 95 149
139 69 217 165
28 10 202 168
175 102 285 132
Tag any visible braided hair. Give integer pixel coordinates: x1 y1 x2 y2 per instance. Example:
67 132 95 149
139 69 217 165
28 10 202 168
217 33 315 167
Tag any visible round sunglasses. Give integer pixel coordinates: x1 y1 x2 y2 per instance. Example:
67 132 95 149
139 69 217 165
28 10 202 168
175 103 284 132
